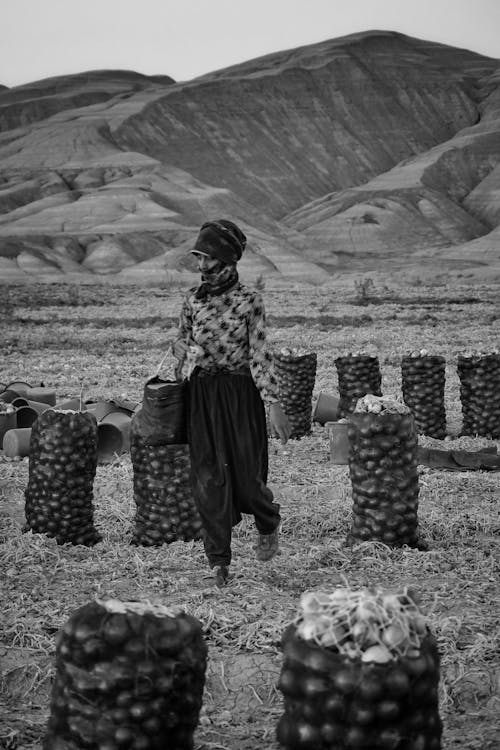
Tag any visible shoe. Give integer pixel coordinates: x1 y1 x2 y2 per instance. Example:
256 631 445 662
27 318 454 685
214 565 229 587
255 527 279 562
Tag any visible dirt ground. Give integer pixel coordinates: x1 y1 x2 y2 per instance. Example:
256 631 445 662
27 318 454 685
1 278 499 749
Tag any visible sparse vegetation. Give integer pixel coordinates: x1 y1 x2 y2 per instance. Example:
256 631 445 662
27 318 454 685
353 276 376 305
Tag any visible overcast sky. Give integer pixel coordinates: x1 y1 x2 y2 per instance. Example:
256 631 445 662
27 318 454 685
2 0 500 88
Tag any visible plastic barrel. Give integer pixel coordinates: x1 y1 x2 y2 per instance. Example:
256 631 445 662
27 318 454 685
85 402 117 422
0 389 24 404
56 398 84 411
6 381 32 396
98 412 132 459
16 406 42 428
27 400 53 415
313 391 340 425
11 397 29 408
25 387 56 406
0 411 18 444
3 428 32 458
326 421 350 464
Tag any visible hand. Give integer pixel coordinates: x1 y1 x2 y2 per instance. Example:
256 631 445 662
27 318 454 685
269 402 292 445
172 339 188 360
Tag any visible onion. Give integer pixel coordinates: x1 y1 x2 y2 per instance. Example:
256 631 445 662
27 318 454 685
381 624 407 650
361 644 393 664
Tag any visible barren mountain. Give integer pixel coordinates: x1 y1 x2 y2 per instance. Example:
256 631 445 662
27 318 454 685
1 30 499 284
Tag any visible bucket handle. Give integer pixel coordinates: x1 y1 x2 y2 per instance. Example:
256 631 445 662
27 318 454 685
154 350 172 377
151 336 181 379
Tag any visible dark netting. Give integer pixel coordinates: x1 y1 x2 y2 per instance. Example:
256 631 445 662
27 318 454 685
24 409 101 546
457 353 500 438
130 420 202 547
43 599 207 750
277 621 442 750
346 400 421 549
273 350 317 439
401 354 446 439
335 354 382 418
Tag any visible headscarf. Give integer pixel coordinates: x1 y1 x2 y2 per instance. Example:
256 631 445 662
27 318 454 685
193 219 247 264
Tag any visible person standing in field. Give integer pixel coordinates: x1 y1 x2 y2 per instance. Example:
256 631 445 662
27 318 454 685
172 219 291 587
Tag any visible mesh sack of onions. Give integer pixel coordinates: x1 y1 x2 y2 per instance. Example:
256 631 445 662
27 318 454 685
273 349 317 439
335 353 382 419
401 351 446 440
24 409 101 546
277 586 442 750
130 421 203 547
457 351 500 438
43 599 207 750
347 395 421 549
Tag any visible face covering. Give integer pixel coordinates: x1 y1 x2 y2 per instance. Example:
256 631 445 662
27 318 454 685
195 261 239 300
200 259 226 284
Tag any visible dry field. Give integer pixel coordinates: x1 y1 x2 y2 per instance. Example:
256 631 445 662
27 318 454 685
1 277 499 750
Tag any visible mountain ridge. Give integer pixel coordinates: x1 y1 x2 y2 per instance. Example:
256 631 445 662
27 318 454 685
1 30 499 284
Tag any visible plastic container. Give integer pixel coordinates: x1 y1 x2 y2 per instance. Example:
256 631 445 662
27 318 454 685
97 412 132 459
85 402 117 422
326 420 350 464
25 387 57 406
11 397 29 408
0 410 18 444
6 381 32 396
0 389 24 404
312 391 340 425
27 399 52 415
56 398 84 411
3 428 32 458
15 405 42 428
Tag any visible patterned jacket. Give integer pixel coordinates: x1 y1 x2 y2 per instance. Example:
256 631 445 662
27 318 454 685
175 283 280 404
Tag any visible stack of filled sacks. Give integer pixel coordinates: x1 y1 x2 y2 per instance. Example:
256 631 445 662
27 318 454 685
44 599 207 750
273 348 317 439
130 377 203 546
335 352 382 418
401 351 447 439
277 586 442 750
347 394 422 549
457 350 500 438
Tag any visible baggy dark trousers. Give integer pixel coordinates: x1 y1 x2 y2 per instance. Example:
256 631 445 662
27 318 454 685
187 369 281 568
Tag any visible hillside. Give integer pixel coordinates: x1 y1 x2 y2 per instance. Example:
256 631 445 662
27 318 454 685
0 31 499 284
